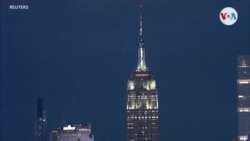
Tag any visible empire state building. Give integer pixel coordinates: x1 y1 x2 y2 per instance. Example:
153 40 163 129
126 3 159 141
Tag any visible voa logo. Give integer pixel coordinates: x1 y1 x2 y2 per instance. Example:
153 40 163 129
220 7 238 26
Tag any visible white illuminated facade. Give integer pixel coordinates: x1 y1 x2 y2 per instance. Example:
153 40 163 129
127 72 159 141
126 3 159 141
50 123 94 141
238 55 250 141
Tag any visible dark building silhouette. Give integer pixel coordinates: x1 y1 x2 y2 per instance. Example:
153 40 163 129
238 55 250 141
35 97 47 141
126 3 159 141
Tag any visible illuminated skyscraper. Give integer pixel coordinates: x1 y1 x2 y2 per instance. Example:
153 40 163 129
237 55 250 141
35 97 47 141
50 123 94 141
126 3 159 141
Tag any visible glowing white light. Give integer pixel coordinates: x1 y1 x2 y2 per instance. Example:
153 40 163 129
238 107 250 112
127 102 136 110
239 65 250 68
150 80 156 89
128 81 135 90
238 79 250 84
63 125 76 130
79 128 90 132
238 135 248 141
146 102 152 109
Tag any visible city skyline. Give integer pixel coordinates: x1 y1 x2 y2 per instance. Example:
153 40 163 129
1 0 249 141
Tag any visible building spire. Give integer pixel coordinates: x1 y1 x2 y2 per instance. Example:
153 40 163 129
136 3 147 72
139 4 143 43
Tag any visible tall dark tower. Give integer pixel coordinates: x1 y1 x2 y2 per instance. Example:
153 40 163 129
35 98 47 141
126 3 159 141
238 55 250 141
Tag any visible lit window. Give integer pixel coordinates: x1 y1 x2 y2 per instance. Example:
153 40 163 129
238 107 250 112
238 79 250 84
239 95 244 98
238 135 247 141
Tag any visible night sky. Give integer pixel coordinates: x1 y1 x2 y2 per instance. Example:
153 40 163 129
1 0 249 141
